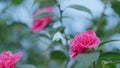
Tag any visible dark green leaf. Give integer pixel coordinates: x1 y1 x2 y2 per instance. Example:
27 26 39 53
97 52 120 68
98 40 120 49
68 5 93 17
16 65 37 68
96 18 107 38
50 50 67 62
11 0 23 5
112 1 120 15
75 52 100 68
105 62 116 68
99 52 120 61
98 61 116 68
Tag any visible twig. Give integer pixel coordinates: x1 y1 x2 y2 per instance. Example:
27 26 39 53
55 0 70 68
93 61 96 68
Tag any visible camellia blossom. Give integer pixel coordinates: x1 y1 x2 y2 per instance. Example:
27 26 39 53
31 7 53 33
34 7 53 16
69 40 87 59
69 30 100 59
0 51 23 68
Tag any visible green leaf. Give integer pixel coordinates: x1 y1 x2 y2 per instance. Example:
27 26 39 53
40 0 55 8
47 39 62 49
105 62 116 68
33 0 55 7
49 27 65 36
11 0 23 5
68 5 93 17
112 1 120 15
98 61 116 68
75 52 100 68
34 12 53 20
97 52 120 68
50 50 67 62
98 40 120 49
99 52 120 61
16 65 37 68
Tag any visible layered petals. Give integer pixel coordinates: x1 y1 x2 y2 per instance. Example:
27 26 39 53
69 30 100 59
69 40 87 59
31 16 52 33
73 30 100 48
0 51 23 68
31 6 53 33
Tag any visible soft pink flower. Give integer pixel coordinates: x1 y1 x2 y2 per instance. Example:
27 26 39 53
69 30 100 59
31 16 52 33
0 51 23 68
31 7 53 33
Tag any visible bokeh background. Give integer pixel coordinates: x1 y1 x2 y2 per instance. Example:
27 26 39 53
0 0 120 68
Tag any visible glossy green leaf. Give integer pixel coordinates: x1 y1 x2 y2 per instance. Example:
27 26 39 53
112 1 120 15
50 50 67 62
16 65 37 68
68 5 93 17
99 52 120 61
97 52 120 68
74 52 100 68
98 40 120 49
105 62 116 68
98 61 116 68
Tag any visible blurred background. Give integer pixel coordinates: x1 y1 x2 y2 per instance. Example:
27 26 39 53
0 0 120 68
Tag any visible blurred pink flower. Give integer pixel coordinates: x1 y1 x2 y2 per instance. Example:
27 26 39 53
31 7 53 33
69 30 100 59
31 16 52 33
34 7 53 16
0 51 23 68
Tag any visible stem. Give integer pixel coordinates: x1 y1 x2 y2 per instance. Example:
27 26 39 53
55 0 70 68
93 61 96 68
55 0 63 26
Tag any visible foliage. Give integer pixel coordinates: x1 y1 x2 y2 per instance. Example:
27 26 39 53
0 0 120 68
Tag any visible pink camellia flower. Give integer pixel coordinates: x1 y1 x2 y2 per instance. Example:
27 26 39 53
34 7 53 16
69 40 87 59
31 7 53 33
31 16 52 33
69 30 100 59
0 51 23 68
